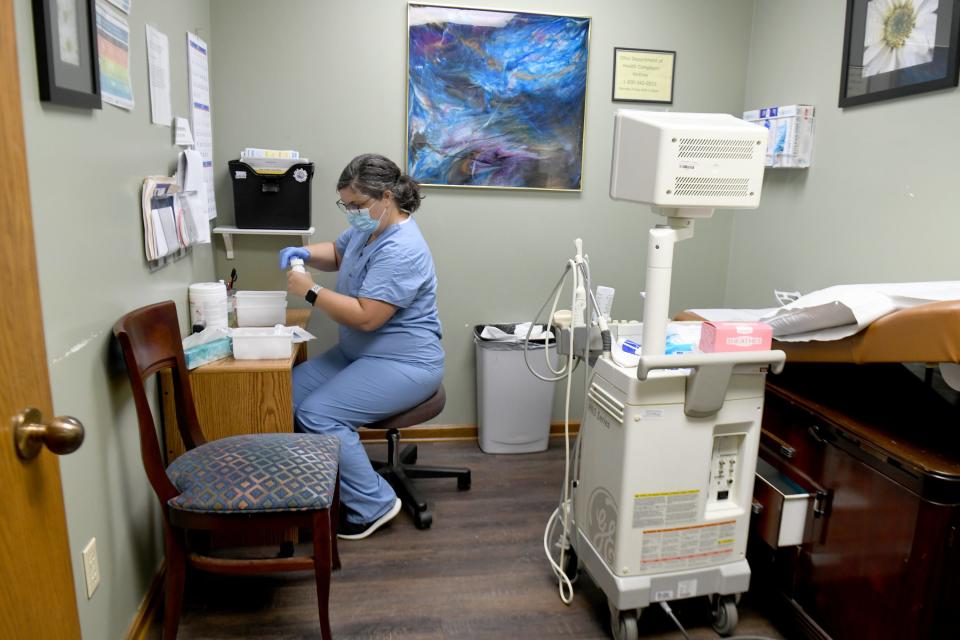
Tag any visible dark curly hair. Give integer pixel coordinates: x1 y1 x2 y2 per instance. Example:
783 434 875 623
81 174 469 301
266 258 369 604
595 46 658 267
336 153 424 213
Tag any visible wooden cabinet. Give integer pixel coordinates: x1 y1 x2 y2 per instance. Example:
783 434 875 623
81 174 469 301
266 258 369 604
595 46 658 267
750 363 960 640
161 309 310 462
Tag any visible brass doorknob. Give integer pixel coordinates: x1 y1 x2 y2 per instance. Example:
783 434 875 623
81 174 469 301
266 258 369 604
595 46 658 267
13 407 85 460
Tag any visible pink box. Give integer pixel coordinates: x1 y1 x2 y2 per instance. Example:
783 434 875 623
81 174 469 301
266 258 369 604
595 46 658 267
699 321 773 353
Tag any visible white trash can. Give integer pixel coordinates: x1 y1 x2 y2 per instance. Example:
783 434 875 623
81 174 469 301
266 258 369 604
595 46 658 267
475 324 558 454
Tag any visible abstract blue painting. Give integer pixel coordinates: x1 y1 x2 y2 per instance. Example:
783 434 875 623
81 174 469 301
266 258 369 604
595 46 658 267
407 4 591 190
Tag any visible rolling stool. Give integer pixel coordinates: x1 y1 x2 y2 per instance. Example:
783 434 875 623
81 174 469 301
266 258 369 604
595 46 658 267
365 385 471 529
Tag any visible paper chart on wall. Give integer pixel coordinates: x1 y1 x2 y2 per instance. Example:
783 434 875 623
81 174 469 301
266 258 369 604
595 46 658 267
174 117 195 146
105 0 130 13
177 149 211 244
187 32 217 220
95 1 134 110
145 24 171 126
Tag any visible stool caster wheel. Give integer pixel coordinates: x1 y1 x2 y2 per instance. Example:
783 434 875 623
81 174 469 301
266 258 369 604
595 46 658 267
414 510 433 529
457 472 471 490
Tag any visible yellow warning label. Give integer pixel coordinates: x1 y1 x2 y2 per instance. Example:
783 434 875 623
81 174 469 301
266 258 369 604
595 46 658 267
634 489 699 498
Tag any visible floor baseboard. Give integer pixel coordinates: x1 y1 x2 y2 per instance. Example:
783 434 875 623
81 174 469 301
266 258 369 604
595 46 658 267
125 562 165 640
358 422 580 442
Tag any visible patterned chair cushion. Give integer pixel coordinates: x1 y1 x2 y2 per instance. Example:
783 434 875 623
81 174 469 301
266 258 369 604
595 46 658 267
166 433 339 514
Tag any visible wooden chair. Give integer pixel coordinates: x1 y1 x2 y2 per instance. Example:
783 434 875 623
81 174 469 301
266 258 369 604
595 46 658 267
114 301 340 640
364 385 471 529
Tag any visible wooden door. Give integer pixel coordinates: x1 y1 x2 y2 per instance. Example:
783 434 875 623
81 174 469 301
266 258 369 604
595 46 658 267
0 0 82 637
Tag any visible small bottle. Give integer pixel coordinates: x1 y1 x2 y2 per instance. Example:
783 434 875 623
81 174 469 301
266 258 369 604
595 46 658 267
289 257 306 273
593 286 615 324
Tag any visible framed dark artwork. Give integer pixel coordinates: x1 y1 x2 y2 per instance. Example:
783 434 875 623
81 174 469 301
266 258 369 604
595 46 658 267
31 0 101 108
406 3 591 191
839 0 960 107
612 48 676 104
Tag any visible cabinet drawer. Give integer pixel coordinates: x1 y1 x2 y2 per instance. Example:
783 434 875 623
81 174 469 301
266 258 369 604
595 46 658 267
761 391 830 478
753 458 815 547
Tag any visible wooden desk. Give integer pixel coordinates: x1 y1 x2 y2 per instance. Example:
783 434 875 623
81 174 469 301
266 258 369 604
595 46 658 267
162 309 311 462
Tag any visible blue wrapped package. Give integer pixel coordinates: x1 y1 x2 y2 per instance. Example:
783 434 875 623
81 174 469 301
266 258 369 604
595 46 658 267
184 336 232 370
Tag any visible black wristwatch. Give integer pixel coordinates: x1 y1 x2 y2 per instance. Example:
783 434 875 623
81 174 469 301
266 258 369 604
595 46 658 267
305 284 323 305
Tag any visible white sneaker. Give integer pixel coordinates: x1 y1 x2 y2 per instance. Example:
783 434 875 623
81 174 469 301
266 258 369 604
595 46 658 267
337 498 402 540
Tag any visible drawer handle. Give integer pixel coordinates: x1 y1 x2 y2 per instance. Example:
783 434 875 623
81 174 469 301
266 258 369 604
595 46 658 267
779 444 796 459
751 500 764 515
807 424 826 445
814 490 828 518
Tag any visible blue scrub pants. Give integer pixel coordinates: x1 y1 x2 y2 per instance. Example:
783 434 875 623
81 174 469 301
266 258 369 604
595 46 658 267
293 345 443 525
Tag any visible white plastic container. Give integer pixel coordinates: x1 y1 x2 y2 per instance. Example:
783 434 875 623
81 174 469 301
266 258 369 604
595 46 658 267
189 282 229 329
235 290 287 301
236 302 287 327
235 291 287 327
231 327 293 360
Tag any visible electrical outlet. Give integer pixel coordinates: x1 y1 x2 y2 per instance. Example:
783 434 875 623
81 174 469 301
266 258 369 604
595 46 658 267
82 538 101 599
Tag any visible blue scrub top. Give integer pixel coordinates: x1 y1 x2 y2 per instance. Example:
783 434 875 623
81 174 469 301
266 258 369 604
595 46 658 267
334 218 444 369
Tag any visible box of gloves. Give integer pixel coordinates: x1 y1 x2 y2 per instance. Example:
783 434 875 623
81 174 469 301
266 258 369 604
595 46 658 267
742 105 815 168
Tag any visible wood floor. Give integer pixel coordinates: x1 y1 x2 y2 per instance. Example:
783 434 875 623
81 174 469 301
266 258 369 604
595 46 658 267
148 439 790 639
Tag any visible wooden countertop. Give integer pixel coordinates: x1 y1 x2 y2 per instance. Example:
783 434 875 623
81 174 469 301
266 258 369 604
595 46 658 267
190 308 311 375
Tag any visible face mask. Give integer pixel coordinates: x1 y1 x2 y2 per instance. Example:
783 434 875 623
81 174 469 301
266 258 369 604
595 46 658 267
345 202 387 233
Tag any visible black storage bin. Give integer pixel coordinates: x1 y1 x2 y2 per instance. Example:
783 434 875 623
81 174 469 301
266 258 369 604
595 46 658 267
228 160 314 229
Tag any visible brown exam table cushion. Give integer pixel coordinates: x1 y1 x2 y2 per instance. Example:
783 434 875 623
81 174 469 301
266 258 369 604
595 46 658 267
678 299 960 364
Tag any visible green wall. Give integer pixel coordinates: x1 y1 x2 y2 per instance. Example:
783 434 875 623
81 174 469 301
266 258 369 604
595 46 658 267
12 1 214 638
208 0 757 425
726 0 960 306
15 0 960 635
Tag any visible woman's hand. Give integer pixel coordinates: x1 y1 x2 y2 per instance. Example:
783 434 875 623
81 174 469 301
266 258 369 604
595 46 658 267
279 246 311 270
287 269 315 298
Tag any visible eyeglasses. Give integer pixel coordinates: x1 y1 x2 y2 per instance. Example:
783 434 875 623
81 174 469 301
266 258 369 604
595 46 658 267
336 198 373 213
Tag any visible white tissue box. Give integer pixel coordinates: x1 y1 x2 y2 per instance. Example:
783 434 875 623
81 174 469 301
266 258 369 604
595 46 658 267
742 104 815 168
231 327 293 360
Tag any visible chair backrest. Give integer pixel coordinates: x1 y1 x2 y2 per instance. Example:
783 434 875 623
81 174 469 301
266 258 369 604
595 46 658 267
113 301 206 505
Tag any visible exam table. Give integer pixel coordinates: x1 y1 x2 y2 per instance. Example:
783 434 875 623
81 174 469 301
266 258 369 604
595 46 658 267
681 301 960 639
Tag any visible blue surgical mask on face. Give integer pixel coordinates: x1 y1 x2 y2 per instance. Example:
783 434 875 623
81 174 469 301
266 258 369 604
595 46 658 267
345 203 386 233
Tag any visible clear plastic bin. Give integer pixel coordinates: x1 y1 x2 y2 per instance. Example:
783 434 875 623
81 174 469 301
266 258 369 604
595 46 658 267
235 291 287 327
231 327 293 360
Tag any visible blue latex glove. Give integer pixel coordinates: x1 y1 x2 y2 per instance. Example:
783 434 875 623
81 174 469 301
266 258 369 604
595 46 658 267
278 246 310 270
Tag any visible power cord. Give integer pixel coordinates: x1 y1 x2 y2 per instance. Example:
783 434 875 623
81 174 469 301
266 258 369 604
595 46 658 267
539 252 615 607
534 254 585 605
523 262 577 382
659 602 691 640
659 601 779 640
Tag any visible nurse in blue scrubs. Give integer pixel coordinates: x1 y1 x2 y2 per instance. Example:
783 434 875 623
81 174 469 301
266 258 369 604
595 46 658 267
279 154 444 540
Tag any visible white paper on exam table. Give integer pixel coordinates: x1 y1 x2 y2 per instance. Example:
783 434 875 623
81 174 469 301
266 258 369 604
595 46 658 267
691 281 960 342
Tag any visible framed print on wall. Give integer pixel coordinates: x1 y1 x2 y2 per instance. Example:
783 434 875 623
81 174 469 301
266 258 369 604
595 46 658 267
31 0 101 108
612 48 675 104
406 3 591 191
839 0 960 107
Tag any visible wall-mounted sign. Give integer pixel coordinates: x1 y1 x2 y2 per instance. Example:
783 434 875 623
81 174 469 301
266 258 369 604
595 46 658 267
612 48 676 104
